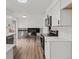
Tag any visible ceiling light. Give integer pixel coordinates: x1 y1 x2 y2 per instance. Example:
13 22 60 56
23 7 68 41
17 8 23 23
17 0 28 3
22 16 27 18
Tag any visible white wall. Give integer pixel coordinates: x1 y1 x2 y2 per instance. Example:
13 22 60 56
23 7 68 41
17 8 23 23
18 14 44 28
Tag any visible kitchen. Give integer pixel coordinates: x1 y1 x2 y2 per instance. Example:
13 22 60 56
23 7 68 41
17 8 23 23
6 0 72 59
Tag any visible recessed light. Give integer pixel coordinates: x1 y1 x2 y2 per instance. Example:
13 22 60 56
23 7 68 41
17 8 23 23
17 0 28 3
22 16 27 18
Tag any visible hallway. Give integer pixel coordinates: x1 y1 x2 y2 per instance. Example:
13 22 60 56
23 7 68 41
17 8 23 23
14 37 45 59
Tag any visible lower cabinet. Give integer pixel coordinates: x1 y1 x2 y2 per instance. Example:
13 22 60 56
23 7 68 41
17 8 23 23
45 41 50 59
6 49 13 59
45 41 72 59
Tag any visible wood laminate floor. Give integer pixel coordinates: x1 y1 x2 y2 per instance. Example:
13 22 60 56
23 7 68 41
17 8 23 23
14 37 45 59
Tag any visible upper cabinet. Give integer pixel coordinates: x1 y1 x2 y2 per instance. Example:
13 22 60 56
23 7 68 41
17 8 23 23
46 0 60 26
51 0 60 26
45 0 72 27
45 0 60 26
60 0 72 26
60 9 72 26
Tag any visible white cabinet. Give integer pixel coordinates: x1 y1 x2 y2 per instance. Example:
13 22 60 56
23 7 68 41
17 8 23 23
50 41 72 59
52 0 60 26
6 44 15 59
45 37 72 59
52 0 72 26
60 9 72 26
45 0 60 26
45 0 72 26
45 41 50 59
6 49 13 59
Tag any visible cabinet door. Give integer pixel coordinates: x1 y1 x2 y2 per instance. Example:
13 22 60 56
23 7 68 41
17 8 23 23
50 41 72 59
45 41 50 59
6 49 13 59
52 0 60 26
60 9 72 26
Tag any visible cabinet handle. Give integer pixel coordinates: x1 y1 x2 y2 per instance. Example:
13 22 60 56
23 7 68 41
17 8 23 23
58 20 59 24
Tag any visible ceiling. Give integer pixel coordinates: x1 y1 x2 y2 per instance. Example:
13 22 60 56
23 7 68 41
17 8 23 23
6 0 54 16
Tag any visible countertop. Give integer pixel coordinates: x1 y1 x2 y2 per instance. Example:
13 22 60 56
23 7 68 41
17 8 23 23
6 44 16 53
6 33 15 37
42 33 72 41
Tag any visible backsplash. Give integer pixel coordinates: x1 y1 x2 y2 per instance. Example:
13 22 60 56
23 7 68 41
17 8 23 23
51 26 72 40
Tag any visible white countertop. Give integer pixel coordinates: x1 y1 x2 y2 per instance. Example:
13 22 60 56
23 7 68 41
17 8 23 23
42 33 72 41
6 44 16 53
6 33 15 36
45 36 72 41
